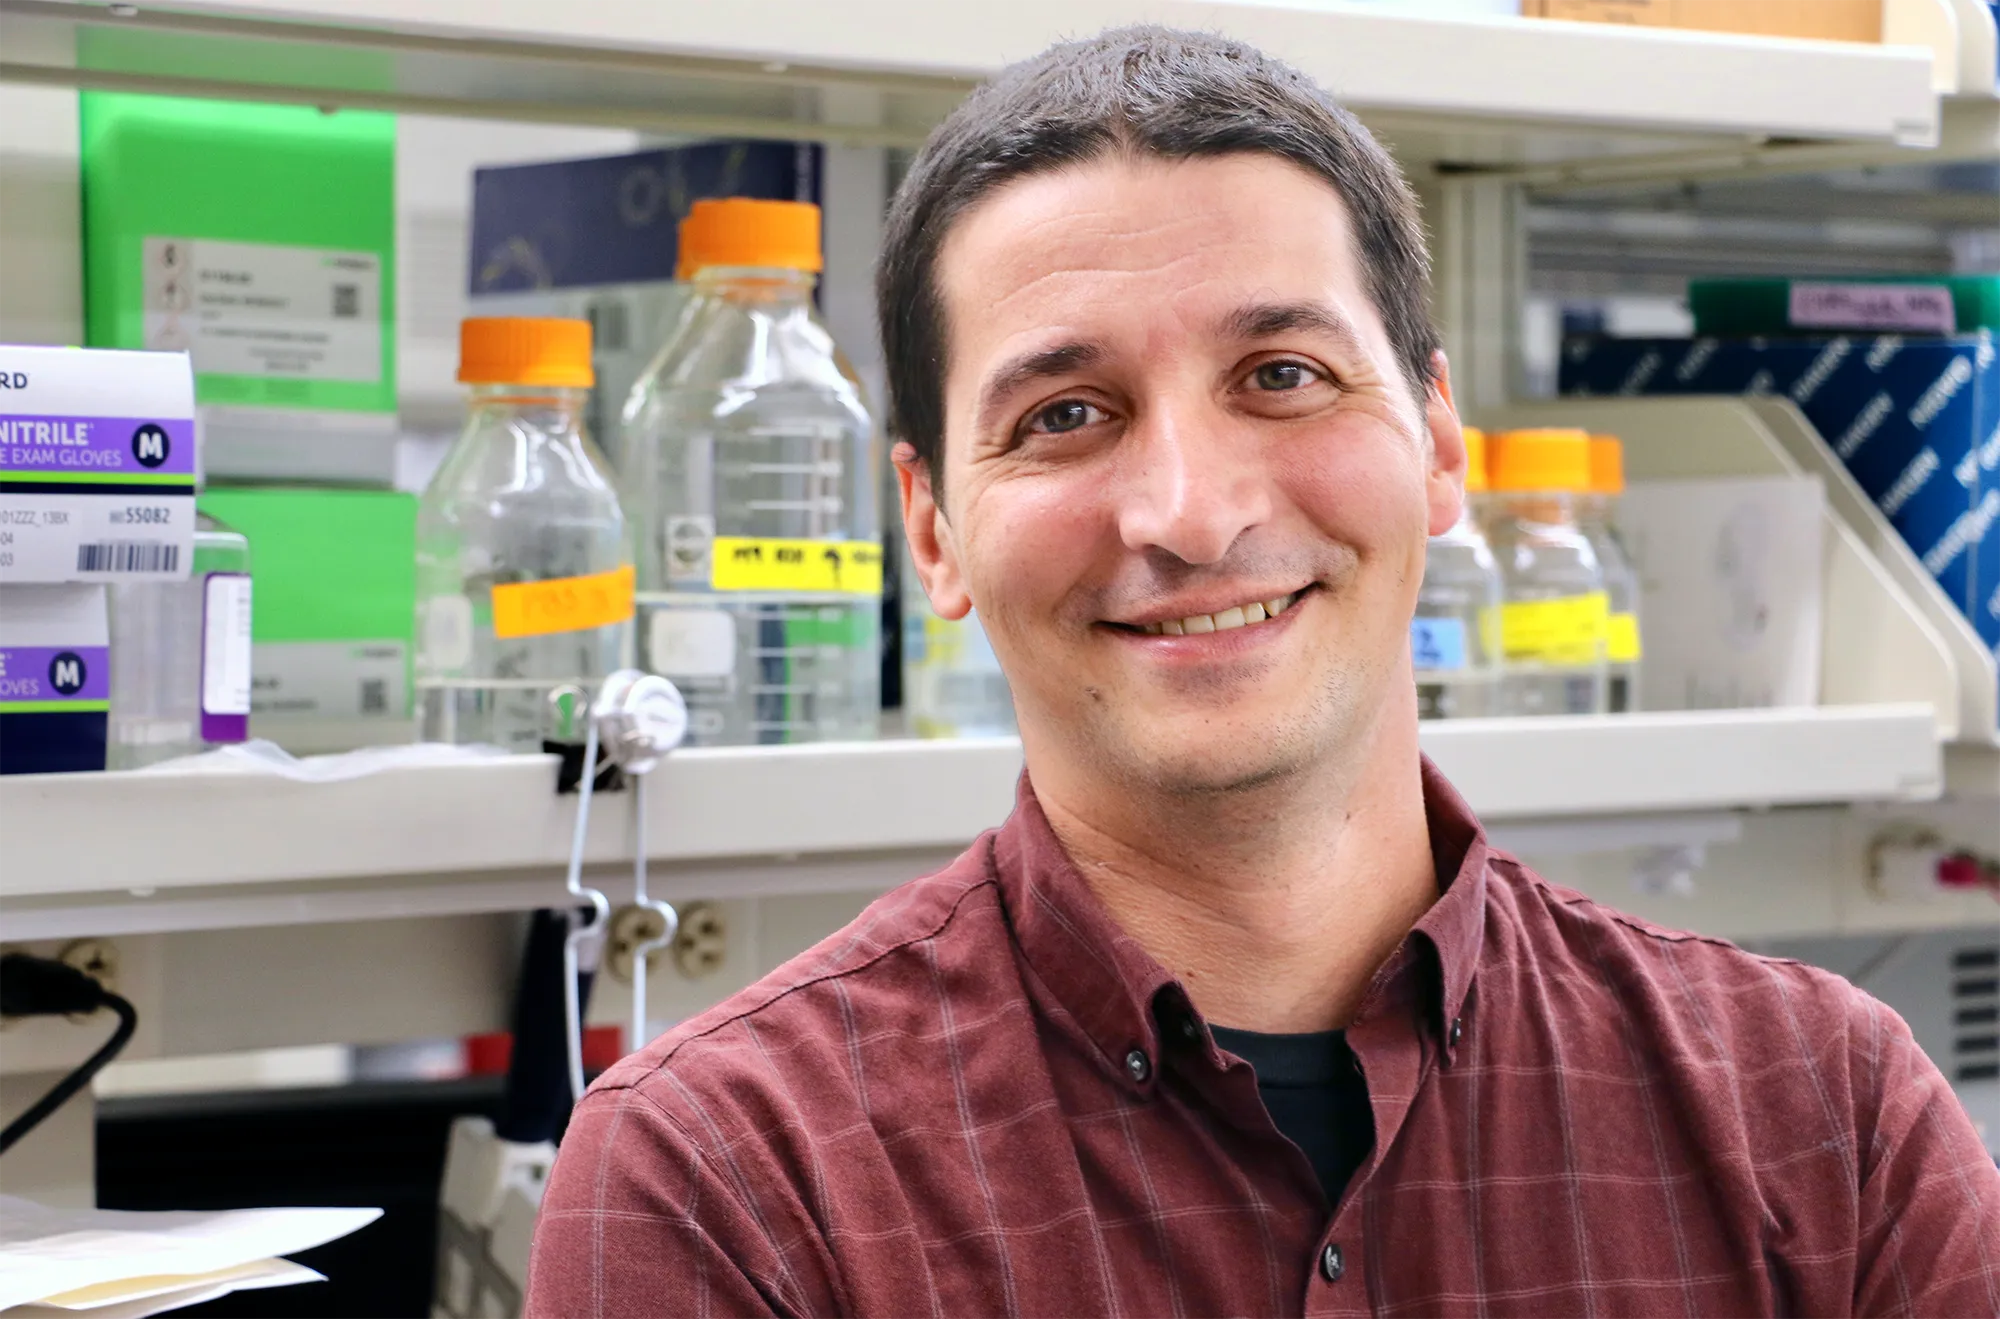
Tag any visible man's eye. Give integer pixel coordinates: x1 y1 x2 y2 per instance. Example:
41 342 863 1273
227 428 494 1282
1028 399 1105 435
1251 360 1317 391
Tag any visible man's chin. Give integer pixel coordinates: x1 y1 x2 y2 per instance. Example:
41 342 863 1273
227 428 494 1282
1094 719 1319 800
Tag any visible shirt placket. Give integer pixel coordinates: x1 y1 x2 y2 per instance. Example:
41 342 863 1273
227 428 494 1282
1301 952 1453 1317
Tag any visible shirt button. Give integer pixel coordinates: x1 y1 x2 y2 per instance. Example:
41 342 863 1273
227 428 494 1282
1320 1242 1345 1282
1450 1017 1465 1047
1125 1049 1151 1083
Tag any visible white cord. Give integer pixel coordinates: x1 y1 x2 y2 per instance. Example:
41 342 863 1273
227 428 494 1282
560 715 610 1106
626 775 679 1054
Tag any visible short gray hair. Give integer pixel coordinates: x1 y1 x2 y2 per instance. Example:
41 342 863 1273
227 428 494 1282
876 24 1441 493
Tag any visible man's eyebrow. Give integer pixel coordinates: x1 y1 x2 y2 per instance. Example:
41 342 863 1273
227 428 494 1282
974 342 1104 433
1221 300 1367 356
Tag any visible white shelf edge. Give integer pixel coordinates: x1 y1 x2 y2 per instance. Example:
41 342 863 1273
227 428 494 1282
0 0 1943 168
0 707 1943 935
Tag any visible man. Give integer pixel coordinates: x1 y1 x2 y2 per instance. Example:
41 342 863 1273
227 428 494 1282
528 27 2000 1317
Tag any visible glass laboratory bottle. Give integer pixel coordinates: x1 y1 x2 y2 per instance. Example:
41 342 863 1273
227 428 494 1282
1413 426 1501 719
904 596 1016 738
1582 435 1642 713
1487 429 1608 716
416 318 634 752
107 512 253 768
622 198 881 746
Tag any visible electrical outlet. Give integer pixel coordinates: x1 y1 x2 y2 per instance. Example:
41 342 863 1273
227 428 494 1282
673 903 727 979
58 939 118 999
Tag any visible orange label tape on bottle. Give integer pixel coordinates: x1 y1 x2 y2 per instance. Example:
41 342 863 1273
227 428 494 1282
709 537 884 596
491 564 637 639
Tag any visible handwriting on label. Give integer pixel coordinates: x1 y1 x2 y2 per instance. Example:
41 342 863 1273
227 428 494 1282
1499 592 1608 665
709 537 884 596
490 564 636 639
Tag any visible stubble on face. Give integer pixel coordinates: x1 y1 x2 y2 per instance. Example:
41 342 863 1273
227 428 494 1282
922 153 1438 813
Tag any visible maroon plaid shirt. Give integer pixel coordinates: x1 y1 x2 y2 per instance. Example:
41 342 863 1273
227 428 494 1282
528 762 2000 1317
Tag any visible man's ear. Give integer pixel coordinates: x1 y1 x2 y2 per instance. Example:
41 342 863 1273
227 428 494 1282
894 441 972 621
1422 351 1469 539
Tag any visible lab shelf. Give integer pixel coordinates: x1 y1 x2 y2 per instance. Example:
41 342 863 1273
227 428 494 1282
0 0 1943 181
0 706 1942 939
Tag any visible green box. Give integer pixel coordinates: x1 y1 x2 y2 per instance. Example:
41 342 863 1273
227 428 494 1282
198 487 416 732
1689 275 2000 338
82 92 399 483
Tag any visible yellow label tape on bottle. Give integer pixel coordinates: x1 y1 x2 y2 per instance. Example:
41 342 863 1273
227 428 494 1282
709 537 884 596
1499 591 1608 665
491 564 636 639
1606 612 1642 663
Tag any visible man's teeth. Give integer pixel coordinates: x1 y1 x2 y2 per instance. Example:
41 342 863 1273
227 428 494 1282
1140 591 1299 636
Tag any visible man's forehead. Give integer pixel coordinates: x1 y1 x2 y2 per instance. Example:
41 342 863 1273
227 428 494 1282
936 155 1381 373
942 152 1359 283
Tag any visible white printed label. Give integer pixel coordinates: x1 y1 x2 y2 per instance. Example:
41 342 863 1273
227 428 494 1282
251 640 408 720
1789 283 1955 335
201 573 253 715
0 494 196 583
649 608 736 678
419 595 474 673
143 237 383 383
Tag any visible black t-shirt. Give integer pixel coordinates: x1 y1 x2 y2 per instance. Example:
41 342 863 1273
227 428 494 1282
1209 1023 1375 1209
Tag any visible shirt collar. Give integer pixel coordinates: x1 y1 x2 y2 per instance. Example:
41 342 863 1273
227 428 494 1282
993 755 1491 1085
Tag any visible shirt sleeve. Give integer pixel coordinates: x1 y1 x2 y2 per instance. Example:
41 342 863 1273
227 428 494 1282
1851 989 2000 1317
524 1083 803 1319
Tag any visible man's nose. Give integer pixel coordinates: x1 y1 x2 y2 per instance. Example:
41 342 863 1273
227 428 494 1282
1113 395 1272 565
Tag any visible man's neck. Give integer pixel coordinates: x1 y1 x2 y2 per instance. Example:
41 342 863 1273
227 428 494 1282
1030 701 1439 1035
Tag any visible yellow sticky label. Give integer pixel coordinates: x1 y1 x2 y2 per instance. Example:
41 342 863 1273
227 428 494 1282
1606 612 1642 663
710 537 884 596
1499 591 1608 664
491 564 636 639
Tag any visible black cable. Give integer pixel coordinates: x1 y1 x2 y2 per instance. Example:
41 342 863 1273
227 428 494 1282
0 953 141 1155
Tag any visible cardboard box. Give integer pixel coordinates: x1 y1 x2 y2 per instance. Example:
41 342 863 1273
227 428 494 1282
1525 0 1881 42
1560 331 2000 693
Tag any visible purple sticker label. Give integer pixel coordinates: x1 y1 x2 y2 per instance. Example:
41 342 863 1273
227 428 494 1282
200 710 250 743
1788 284 1956 336
0 645 112 704
0 415 198 479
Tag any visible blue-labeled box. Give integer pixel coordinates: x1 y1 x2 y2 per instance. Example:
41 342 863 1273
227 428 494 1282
1560 331 2000 685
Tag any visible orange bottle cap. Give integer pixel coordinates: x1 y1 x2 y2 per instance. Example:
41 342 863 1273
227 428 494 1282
1461 425 1489 495
458 317 594 389
1588 435 1626 495
1490 428 1592 493
677 198 823 280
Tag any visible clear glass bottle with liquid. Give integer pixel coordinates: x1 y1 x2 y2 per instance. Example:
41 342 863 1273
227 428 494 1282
416 318 634 752
904 597 1016 738
1582 435 1642 714
1413 426 1502 719
622 198 881 746
1487 429 1608 716
107 512 253 768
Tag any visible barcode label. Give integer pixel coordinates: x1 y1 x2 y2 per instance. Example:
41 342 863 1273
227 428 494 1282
332 283 360 318
76 542 180 574
359 678 388 715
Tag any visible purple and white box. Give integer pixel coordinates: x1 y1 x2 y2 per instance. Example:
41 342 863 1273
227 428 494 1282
1 344 197 584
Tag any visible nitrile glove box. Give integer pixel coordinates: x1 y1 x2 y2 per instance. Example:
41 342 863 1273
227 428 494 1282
0 343 198 584
467 140 821 462
1559 333 1999 673
0 583 110 775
